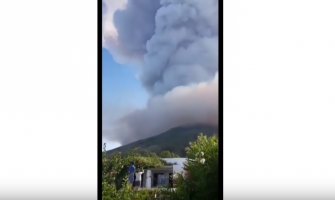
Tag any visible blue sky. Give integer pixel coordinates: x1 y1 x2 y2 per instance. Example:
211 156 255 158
103 48 148 109
103 48 148 149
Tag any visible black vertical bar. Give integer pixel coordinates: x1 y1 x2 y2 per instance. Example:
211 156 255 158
98 0 102 199
219 0 224 199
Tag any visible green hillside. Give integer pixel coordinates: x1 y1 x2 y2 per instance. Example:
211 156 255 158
107 124 218 157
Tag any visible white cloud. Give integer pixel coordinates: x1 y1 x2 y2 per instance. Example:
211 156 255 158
102 0 128 62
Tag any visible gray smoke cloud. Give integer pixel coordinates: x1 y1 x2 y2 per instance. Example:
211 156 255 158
103 0 159 65
107 74 218 144
143 0 218 95
103 0 218 144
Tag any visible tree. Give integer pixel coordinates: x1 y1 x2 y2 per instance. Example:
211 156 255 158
159 150 179 158
174 134 219 200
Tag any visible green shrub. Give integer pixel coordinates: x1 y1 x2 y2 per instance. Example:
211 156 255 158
102 152 167 199
174 134 219 200
159 150 179 158
102 181 119 200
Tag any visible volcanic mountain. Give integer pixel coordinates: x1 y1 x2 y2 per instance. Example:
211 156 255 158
107 124 218 157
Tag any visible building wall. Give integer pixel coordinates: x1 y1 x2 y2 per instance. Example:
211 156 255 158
142 158 187 189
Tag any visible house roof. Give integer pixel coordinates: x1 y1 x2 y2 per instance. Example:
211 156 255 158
162 158 187 174
149 165 173 171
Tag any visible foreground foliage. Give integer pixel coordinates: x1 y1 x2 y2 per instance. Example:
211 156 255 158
102 134 219 200
173 134 219 200
103 152 165 189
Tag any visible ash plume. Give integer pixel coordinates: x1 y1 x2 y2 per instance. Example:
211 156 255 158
110 74 218 144
103 0 219 144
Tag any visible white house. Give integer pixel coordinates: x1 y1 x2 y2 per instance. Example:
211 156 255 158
141 158 187 189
